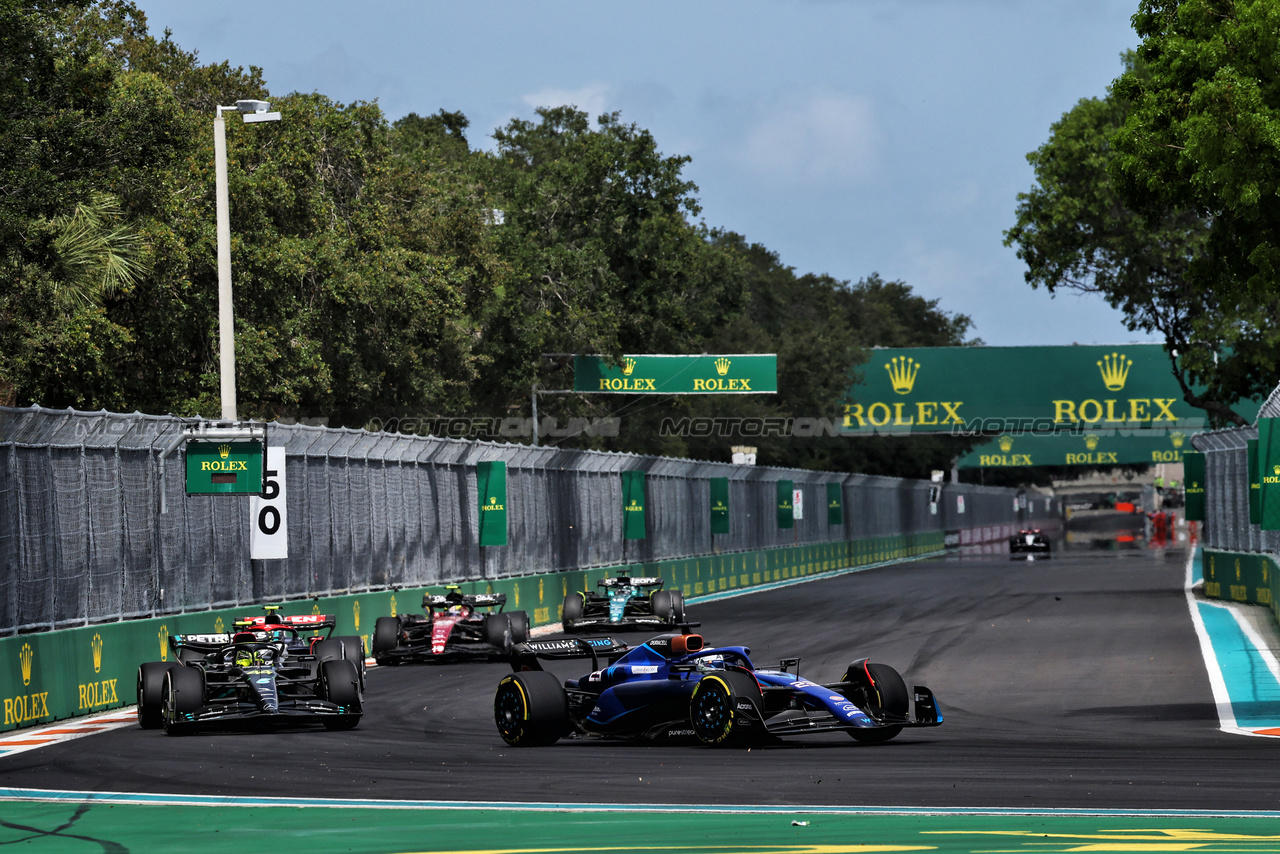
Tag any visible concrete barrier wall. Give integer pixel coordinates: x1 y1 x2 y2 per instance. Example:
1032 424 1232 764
1203 548 1279 619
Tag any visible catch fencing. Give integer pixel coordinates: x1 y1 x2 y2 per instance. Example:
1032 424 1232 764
1191 384 1280 554
0 406 1056 635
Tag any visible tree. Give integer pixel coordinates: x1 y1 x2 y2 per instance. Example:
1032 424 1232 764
1105 3 1280 416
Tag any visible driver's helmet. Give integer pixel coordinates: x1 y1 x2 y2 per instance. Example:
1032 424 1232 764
234 647 261 667
694 657 726 673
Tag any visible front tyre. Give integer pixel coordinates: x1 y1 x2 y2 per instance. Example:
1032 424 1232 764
507 610 530 644
560 593 584 632
843 661 909 744
372 616 401 666
494 671 569 746
689 670 763 747
162 666 204 736
136 661 174 729
320 659 362 730
650 591 674 624
670 589 686 622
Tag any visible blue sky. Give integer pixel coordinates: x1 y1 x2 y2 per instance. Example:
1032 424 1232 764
134 0 1152 348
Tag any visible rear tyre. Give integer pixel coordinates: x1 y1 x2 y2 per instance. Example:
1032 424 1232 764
670 590 686 623
372 616 400 666
162 666 204 736
560 593 584 631
483 613 512 651
331 635 366 689
312 638 344 665
494 670 569 746
651 591 674 624
507 610 530 644
843 661 909 744
136 661 174 729
689 670 763 747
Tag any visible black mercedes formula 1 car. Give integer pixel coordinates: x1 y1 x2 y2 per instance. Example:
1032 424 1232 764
136 619 363 735
560 571 686 632
371 587 529 665
494 626 941 747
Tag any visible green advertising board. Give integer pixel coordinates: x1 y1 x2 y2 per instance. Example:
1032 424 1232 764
184 440 263 494
1249 438 1262 525
776 480 794 529
843 344 1256 435
1183 451 1206 522
477 461 508 546
957 428 1198 468
1259 419 1280 531
622 470 646 540
709 477 730 535
574 354 777 394
826 482 843 526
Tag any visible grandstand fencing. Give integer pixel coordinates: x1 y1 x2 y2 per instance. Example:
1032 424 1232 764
0 406 1055 634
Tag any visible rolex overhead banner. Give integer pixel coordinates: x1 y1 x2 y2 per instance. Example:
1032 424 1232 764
622 470 647 540
575 354 777 394
844 344 1256 435
476 461 508 546
1248 438 1262 525
710 477 730 535
826 482 843 526
776 480 794 529
1182 451 1206 522
1258 419 1280 531
958 429 1198 468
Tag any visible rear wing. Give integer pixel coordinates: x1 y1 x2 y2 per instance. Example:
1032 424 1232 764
509 636 630 673
598 575 663 589
235 614 336 632
424 592 507 611
171 632 233 656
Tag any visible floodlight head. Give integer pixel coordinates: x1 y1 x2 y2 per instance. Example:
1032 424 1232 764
235 99 271 113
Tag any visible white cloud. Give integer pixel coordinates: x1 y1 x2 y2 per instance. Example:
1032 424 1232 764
521 84 611 121
738 93 881 187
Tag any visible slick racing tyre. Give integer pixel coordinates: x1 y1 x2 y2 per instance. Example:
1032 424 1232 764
494 670 569 746
372 616 400 665
560 593 584 631
312 638 344 665
320 659 362 730
670 590 686 622
507 610 530 644
136 661 175 730
331 635 366 689
842 661 909 744
651 591 675 624
162 666 204 736
483 613 513 651
689 670 764 747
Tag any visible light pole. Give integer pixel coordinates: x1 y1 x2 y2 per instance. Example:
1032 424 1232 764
214 99 281 421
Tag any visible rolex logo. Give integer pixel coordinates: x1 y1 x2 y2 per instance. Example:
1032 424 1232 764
998 435 1014 453
714 357 731 376
1084 435 1099 451
353 600 360 632
158 625 169 661
20 643 33 686
1170 431 1186 449
218 443 231 459
1274 465 1279 476
1097 352 1132 391
214 617 224 633
885 356 920 395
390 593 398 617
91 633 103 673
622 358 637 377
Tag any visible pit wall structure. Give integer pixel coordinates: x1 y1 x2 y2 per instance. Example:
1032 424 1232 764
0 531 966 732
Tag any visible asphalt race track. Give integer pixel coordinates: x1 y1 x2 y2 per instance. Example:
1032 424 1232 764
4 544 1279 811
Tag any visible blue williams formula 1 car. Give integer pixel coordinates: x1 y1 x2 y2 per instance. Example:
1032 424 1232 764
493 627 942 747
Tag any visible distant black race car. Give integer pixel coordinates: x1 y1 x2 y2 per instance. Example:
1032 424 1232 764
494 626 942 747
1009 529 1051 555
136 621 363 735
371 587 529 665
561 571 685 632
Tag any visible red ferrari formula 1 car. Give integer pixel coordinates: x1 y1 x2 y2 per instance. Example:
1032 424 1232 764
372 586 529 665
